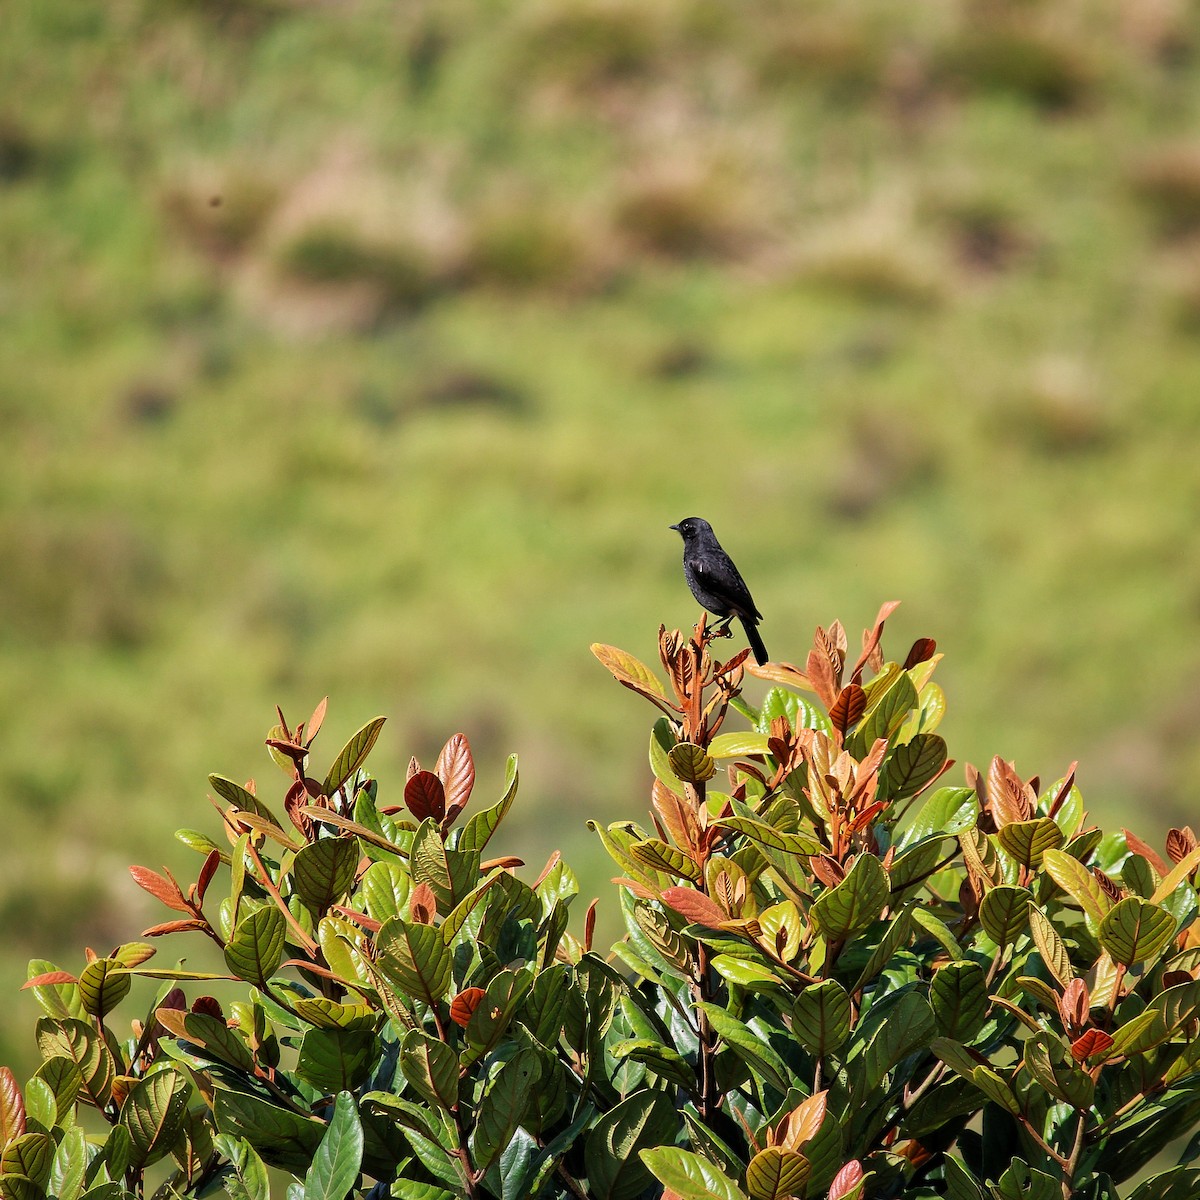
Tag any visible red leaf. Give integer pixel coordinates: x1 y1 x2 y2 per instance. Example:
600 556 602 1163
450 987 486 1028
143 919 209 937
1167 827 1198 866
195 850 221 905
409 882 438 924
193 995 224 1019
806 646 839 709
1123 828 1171 877
405 770 446 823
986 757 1033 827
828 1160 864 1200
903 638 937 670
849 600 902 685
829 684 866 738
436 733 475 820
306 696 328 746
22 971 78 989
1071 1029 1114 1063
0 1067 26 1143
660 886 728 928
130 865 191 914
584 898 598 953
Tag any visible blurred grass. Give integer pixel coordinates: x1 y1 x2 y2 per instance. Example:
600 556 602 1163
3 0 1200 1077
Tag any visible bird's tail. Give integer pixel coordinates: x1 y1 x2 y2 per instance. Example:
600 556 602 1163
740 617 769 666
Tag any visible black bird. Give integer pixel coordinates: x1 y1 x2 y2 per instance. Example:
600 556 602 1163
670 517 769 665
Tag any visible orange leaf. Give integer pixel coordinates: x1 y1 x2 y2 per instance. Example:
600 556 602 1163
450 987 486 1028
410 882 438 924
1071 1029 1114 1063
660 886 727 928
777 1089 828 1151
129 865 191 914
1123 828 1171 877
436 733 475 820
849 600 902 685
22 971 78 989
829 685 866 738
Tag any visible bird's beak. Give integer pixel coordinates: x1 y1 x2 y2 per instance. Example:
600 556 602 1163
669 524 679 531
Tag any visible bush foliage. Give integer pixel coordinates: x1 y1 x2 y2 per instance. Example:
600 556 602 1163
5 607 1200 1200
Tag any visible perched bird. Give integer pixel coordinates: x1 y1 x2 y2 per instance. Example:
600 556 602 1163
670 517 769 665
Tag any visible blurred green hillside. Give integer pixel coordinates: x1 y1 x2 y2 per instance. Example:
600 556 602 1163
4 0 1200 1070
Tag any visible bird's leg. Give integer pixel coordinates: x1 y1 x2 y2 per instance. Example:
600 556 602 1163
713 618 734 640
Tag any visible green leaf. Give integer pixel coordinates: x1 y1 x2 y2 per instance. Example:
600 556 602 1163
471 1048 541 1174
208 775 283 828
458 754 519 854
1 1134 53 1188
711 816 823 857
847 668 917 755
1028 905 1074 988
24 960 85 1022
1042 847 1112 927
930 962 987 1039
708 731 772 758
630 838 702 882
880 734 948 801
792 980 852 1055
119 1069 190 1170
376 918 452 1007
293 997 378 1031
697 1003 792 1094
323 717 386 796
995 818 1064 868
214 1089 326 1174
746 1147 810 1200
943 1156 986 1200
669 742 716 784
650 719 685 797
711 955 783 990
899 787 977 849
76 959 130 1020
49 1126 86 1200
213 1135 270 1200
296 1028 377 1093
610 1039 695 1092
224 905 286 986
303 1092 363 1200
293 838 360 914
411 820 479 910
640 1146 749 1200
175 1011 255 1070
1100 897 1178 966
1128 1167 1200 1200
34 1019 113 1109
811 853 889 939
399 1030 458 1112
585 1089 678 1200
859 991 935 1089
978 885 1030 947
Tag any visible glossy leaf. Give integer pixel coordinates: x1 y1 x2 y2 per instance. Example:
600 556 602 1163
640 1146 748 1200
880 733 948 801
224 906 287 986
293 838 360 914
1043 848 1112 926
471 1048 540 1173
584 1089 677 1200
303 1091 363 1200
708 731 772 758
745 1147 810 1200
1028 905 1074 988
119 1069 190 1170
297 1028 377 1093
668 742 716 784
931 962 987 1039
712 816 823 857
212 1135 270 1200
1099 897 1178 966
791 980 852 1055
811 853 889 939
995 817 1064 868
322 717 386 797
978 885 1030 946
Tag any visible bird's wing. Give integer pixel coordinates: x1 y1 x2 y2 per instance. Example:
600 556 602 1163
689 552 761 617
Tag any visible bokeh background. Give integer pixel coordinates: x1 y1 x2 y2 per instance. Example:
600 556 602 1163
5 0 1200 1071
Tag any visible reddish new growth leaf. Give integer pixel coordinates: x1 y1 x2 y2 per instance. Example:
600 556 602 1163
1093 868 1123 904
130 865 191 914
828 1160 865 1200
1123 828 1171 877
194 850 221 905
0 1067 26 1144
450 987 486 1028
829 684 866 740
903 638 937 670
1167 826 1198 865
584 898 598 952
405 770 446 823
22 971 78 989
1071 1029 1114 1063
409 882 438 924
305 696 328 747
1059 977 1090 1034
192 995 224 1019
986 757 1034 827
849 600 902 686
660 886 728 928
436 733 475 822
143 919 208 937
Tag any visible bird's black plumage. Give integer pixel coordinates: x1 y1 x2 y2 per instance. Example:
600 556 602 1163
670 517 769 665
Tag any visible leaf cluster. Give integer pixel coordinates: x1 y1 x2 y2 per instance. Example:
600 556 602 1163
3 610 1200 1200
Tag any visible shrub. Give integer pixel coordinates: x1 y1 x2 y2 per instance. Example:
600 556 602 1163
5 607 1200 1199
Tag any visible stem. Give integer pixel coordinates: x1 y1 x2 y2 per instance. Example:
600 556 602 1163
1061 1112 1087 1200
